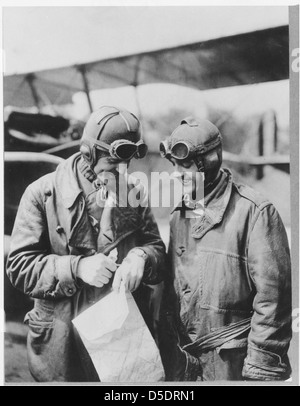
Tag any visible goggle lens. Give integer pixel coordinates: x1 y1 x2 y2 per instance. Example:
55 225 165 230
137 143 148 159
114 143 137 160
171 142 190 160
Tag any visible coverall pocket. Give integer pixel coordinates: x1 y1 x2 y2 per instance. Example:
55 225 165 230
28 320 54 349
198 249 253 314
24 300 54 325
27 319 54 331
26 307 54 353
25 306 56 381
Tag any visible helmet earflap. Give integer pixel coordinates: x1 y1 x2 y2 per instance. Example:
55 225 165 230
201 146 223 184
80 142 96 167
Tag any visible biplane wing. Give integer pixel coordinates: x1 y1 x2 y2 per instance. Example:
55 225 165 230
4 25 289 109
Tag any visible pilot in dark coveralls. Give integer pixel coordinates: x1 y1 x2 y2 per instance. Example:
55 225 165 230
159 117 292 381
6 106 165 382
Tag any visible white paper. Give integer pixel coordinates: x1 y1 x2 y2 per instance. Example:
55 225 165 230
74 290 165 382
72 286 128 342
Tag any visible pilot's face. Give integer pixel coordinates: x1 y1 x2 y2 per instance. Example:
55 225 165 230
93 155 128 175
93 156 130 194
174 160 202 198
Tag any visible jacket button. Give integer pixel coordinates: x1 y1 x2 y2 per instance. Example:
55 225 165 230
176 247 185 257
67 288 74 295
56 226 64 234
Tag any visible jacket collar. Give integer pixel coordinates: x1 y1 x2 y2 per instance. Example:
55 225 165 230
55 153 83 209
173 168 233 239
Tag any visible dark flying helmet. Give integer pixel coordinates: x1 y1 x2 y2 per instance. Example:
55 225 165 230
80 106 147 167
160 117 223 182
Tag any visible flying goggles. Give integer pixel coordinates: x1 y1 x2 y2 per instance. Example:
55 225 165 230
86 136 148 161
159 135 222 166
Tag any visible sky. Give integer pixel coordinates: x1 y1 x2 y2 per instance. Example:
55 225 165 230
2 6 290 127
3 6 289 75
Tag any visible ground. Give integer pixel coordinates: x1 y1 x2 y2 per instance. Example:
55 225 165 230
4 321 34 383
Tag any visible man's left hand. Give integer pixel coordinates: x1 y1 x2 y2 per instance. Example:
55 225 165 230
112 250 146 292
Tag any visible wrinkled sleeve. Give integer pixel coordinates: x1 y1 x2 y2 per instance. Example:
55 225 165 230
243 203 292 381
135 189 166 285
6 185 81 300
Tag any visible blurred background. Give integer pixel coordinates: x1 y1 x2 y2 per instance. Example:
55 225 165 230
2 6 291 382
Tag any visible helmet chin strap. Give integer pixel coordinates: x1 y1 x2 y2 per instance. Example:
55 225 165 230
193 156 221 192
193 156 204 172
194 148 222 191
79 156 98 182
194 156 221 195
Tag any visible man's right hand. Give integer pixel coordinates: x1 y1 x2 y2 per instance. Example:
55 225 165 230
77 253 117 288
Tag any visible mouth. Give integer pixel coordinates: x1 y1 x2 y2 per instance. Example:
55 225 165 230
181 176 192 186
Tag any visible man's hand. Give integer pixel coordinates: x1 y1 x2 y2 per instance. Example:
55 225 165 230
77 253 117 288
112 250 146 292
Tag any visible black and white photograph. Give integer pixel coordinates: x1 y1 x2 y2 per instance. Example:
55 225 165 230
0 2 299 388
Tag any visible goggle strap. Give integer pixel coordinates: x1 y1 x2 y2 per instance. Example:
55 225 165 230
85 136 111 152
195 135 222 155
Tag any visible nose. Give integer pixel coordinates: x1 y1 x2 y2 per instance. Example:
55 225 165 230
174 163 184 173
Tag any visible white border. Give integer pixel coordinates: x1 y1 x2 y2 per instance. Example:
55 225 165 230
0 1 299 6
0 4 5 389
0 0 299 387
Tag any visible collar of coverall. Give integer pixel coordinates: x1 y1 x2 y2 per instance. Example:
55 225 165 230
171 168 232 222
55 153 84 209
